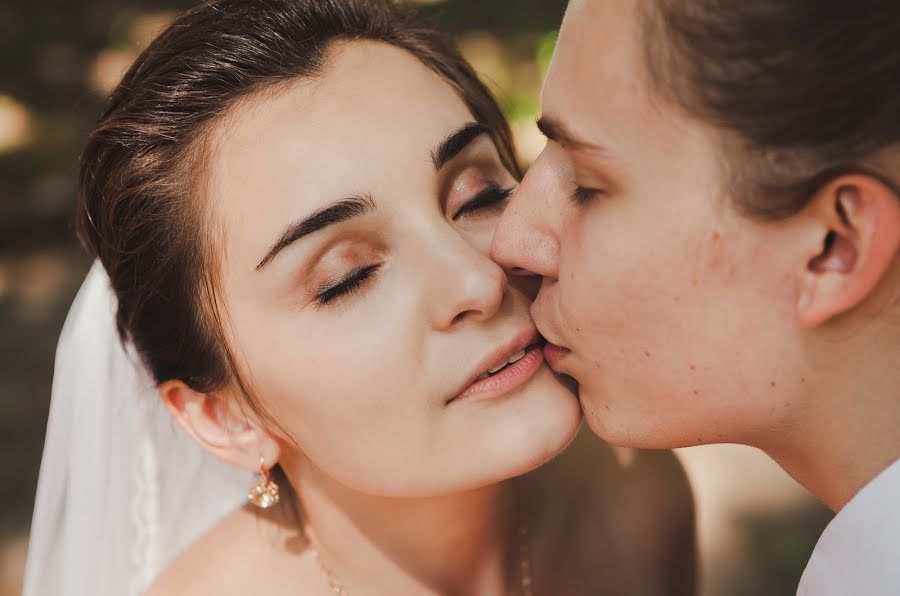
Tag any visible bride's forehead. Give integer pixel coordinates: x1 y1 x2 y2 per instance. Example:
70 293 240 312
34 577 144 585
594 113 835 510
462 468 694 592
210 41 471 164
202 42 474 250
204 44 472 199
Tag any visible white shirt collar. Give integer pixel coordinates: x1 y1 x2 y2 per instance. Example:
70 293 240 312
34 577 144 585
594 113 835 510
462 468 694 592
797 457 900 595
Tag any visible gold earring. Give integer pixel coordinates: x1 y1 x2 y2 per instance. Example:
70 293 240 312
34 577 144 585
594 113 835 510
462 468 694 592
248 457 280 509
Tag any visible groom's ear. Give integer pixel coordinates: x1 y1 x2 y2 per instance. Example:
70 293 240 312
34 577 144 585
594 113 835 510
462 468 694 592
160 381 280 472
795 174 900 327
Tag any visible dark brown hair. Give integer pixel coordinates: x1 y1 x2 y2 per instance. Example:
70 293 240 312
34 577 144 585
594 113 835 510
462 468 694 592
642 0 900 218
78 0 520 429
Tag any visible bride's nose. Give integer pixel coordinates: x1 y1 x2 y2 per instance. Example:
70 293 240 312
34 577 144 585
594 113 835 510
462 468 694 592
426 230 507 331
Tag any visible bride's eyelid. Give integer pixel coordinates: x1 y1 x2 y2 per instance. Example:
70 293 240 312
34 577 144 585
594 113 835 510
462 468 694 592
444 161 515 217
452 183 514 220
301 242 386 309
312 263 381 308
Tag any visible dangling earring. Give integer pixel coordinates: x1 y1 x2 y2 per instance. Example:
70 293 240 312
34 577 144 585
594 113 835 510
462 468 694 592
248 456 280 509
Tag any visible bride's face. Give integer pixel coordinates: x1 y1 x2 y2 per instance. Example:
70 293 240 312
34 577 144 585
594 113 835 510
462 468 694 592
206 41 581 496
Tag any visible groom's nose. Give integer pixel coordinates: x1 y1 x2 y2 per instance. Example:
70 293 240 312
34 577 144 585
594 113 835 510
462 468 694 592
492 149 562 279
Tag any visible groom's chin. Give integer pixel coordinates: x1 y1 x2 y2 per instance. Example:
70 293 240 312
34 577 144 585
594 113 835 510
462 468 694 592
577 385 673 450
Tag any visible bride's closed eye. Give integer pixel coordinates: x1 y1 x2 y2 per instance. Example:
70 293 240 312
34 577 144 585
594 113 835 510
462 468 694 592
314 263 381 308
312 181 514 309
452 184 515 220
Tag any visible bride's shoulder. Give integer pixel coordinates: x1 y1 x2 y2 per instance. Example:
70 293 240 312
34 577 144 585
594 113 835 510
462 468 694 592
144 506 262 596
144 505 316 596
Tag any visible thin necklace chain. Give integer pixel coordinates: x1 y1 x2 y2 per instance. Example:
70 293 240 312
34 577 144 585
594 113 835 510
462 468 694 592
517 521 535 596
305 519 533 596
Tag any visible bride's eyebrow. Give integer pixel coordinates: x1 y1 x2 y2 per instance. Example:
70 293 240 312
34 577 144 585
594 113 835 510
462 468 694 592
255 124 491 272
256 193 376 270
431 122 493 171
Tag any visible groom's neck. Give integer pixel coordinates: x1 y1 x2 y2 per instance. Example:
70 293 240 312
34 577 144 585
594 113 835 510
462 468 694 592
762 367 900 512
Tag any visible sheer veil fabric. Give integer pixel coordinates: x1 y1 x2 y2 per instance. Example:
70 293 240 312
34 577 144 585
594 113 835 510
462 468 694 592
23 262 251 596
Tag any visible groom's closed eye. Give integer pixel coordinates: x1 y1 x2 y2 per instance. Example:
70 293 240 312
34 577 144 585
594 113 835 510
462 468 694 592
569 186 603 205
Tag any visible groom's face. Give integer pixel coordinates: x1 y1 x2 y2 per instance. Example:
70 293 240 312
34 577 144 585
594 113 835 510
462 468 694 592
493 0 803 448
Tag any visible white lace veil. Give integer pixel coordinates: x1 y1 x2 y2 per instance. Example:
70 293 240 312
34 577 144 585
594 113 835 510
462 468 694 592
23 262 252 596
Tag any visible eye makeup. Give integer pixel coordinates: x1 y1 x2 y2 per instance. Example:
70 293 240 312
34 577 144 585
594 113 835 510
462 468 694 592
453 184 514 220
313 263 382 307
443 150 517 221
297 239 387 310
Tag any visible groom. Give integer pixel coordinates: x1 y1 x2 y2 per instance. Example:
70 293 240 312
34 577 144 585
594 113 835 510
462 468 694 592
493 1 900 594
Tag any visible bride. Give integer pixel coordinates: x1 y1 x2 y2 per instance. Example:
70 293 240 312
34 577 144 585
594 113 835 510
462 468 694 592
23 0 695 594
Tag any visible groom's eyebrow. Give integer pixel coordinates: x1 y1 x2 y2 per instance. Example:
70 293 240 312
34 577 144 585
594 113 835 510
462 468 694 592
537 116 605 153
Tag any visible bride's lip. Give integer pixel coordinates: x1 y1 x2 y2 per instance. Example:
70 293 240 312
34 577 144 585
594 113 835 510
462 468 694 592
448 329 544 404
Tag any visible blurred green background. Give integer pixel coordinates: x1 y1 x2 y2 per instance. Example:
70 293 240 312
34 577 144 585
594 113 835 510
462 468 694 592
0 1 831 594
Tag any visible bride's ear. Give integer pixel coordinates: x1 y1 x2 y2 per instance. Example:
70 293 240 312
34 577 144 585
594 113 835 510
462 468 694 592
795 174 900 327
159 380 280 473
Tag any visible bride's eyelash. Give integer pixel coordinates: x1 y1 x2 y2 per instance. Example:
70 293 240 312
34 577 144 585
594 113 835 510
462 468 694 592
314 264 381 307
453 184 515 220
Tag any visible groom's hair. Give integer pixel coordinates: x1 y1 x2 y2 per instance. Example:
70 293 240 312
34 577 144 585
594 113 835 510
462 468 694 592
641 0 900 219
77 0 519 427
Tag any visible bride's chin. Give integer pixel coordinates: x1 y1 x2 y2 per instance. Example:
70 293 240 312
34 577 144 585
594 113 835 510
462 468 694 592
486 375 583 479
401 380 580 496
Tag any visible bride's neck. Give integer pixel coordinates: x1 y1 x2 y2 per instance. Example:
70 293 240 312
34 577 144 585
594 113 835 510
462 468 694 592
289 460 519 595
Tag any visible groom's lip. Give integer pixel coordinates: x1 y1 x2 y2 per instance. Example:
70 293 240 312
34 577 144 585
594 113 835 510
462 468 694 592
543 342 571 370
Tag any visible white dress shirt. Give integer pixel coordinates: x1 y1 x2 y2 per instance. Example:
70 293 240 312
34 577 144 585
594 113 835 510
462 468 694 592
797 457 900 595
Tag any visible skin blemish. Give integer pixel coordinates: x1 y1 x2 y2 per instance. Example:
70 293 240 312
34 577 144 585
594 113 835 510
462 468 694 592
706 231 725 272
643 350 651 358
689 364 696 371
769 380 777 388
692 389 700 396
